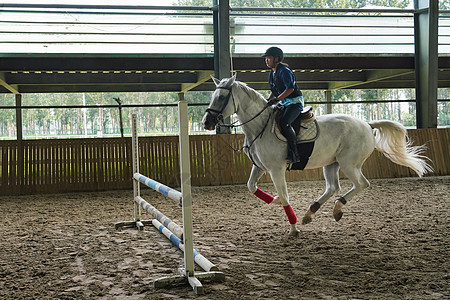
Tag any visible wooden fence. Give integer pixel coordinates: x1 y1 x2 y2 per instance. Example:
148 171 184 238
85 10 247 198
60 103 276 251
0 128 448 196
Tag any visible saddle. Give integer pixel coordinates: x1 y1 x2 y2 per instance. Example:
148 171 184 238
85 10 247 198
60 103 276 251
274 106 316 138
273 106 318 170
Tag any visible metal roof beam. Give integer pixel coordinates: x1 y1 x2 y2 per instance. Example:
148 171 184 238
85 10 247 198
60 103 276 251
237 70 366 83
328 69 413 90
192 82 330 92
5 72 199 85
16 84 182 93
0 57 215 72
0 73 19 94
232 56 415 71
180 71 214 93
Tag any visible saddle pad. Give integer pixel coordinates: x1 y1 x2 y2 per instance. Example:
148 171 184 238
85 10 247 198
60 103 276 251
289 142 315 170
273 119 320 144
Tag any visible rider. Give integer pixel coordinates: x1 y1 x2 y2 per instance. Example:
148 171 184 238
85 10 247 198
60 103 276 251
262 46 304 163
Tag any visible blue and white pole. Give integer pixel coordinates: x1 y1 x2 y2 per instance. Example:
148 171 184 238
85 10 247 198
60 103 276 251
133 173 182 204
152 219 218 272
134 195 184 239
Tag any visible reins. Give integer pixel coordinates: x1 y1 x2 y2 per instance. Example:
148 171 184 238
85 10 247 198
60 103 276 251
208 85 272 129
218 102 272 129
210 84 273 163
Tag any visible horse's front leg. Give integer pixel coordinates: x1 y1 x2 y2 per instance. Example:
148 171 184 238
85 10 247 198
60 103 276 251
269 168 299 237
247 165 274 203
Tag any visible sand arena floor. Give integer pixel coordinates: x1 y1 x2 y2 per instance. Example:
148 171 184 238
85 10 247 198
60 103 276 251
0 176 448 299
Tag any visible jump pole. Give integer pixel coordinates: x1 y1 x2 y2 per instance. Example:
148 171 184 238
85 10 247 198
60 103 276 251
134 173 182 204
115 97 224 294
152 219 218 272
134 195 184 240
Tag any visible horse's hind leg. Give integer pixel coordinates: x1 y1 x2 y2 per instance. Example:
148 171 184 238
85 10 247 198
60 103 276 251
333 163 370 221
302 162 341 225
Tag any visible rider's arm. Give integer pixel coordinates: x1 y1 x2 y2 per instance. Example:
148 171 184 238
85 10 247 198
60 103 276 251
267 88 294 106
276 67 296 101
276 88 294 101
266 92 276 105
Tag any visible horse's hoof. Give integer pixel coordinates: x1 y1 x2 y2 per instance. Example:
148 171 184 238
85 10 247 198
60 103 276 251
333 200 344 221
288 229 300 237
302 215 312 225
334 210 343 222
302 210 314 225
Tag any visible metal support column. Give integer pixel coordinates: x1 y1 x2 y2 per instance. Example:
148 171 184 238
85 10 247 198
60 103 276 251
324 90 332 114
15 94 22 141
414 0 438 128
16 94 24 193
213 0 231 134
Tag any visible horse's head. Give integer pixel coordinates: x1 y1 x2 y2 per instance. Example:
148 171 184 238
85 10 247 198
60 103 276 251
202 74 237 131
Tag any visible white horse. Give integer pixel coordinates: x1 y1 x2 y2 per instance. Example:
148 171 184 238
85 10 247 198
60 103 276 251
202 75 432 236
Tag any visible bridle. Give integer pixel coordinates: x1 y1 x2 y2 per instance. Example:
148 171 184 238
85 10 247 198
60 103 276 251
205 83 274 170
205 85 236 125
206 84 271 129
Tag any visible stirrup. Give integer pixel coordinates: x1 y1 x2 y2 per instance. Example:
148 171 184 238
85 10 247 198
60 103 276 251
287 151 301 164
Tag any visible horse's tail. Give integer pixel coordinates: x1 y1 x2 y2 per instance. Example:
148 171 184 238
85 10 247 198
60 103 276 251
369 120 433 177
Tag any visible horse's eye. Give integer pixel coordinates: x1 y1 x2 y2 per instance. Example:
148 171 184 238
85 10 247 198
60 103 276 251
219 95 225 101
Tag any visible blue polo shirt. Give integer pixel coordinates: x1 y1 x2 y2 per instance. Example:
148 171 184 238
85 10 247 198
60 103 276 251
270 64 303 107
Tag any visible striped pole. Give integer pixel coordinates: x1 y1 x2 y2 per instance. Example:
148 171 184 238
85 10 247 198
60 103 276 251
152 219 218 272
134 173 182 204
117 112 224 294
135 196 184 239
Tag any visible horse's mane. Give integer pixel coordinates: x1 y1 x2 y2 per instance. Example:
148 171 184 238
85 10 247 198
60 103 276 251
234 80 266 103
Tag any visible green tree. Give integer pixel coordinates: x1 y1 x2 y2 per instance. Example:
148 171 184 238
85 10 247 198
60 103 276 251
439 1 450 10
0 94 16 138
176 0 411 8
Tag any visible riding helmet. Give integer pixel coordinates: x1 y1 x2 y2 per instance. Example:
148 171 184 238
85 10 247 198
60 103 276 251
261 46 284 61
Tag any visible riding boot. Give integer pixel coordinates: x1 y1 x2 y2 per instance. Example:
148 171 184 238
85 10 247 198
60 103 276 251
283 125 300 163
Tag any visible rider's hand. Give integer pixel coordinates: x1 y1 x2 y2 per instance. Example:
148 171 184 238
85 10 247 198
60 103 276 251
267 98 278 106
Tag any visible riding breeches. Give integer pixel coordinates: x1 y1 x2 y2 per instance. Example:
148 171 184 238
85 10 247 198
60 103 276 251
280 103 302 133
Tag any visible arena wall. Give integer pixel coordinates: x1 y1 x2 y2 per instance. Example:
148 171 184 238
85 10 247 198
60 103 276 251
0 128 448 196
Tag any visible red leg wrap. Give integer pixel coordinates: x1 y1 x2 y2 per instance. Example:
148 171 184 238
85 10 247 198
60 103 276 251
254 188 274 204
284 205 297 224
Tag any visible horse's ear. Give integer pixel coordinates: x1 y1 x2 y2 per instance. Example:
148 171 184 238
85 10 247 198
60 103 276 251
227 73 236 87
211 75 220 87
